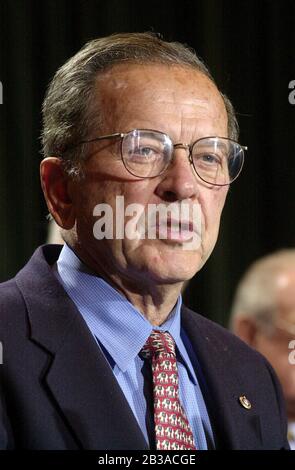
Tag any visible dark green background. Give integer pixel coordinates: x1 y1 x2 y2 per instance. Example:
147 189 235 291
0 0 294 325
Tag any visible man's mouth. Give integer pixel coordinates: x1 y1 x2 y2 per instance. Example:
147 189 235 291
150 218 197 242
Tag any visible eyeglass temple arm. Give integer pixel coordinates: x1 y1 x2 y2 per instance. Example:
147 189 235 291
65 133 124 151
79 133 124 145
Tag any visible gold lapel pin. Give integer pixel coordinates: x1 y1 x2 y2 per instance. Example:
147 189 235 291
239 395 252 410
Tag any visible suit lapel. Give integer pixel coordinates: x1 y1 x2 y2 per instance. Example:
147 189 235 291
45 314 148 450
182 307 263 450
16 245 148 450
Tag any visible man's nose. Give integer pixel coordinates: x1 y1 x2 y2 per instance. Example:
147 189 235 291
155 147 199 202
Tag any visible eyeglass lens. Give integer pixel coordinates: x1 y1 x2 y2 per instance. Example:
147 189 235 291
121 129 244 184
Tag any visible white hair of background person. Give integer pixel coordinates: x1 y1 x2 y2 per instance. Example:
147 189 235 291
230 249 295 335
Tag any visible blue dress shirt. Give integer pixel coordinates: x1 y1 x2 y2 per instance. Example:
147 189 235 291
53 244 214 449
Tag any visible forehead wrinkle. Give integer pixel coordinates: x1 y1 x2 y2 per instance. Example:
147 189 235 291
97 64 227 136
111 78 218 111
149 86 217 109
153 95 210 105
153 87 226 119
176 107 226 143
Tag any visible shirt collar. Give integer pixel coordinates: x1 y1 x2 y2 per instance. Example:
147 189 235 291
55 244 194 382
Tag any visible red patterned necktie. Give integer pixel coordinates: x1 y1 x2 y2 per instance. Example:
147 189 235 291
140 330 196 450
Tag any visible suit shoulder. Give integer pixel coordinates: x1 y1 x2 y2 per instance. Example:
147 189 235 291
0 278 27 328
0 278 24 308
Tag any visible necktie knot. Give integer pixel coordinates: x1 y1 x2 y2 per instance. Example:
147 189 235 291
140 330 176 360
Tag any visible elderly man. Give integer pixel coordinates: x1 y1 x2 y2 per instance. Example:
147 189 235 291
0 33 289 450
230 250 295 449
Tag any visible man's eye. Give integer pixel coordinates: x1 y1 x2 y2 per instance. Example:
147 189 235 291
136 147 155 157
129 146 161 161
196 153 222 165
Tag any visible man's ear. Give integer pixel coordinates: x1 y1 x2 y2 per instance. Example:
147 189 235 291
40 157 76 230
232 316 259 347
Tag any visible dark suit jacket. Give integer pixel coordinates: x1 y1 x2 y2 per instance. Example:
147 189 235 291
0 245 289 449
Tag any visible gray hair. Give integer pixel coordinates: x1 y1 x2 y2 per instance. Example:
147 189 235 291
230 249 295 333
41 32 239 177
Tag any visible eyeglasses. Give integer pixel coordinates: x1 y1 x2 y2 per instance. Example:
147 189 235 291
75 129 247 186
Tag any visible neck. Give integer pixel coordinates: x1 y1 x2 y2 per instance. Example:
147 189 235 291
71 244 183 326
108 276 182 326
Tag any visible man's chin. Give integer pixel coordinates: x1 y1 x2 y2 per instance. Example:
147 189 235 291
139 249 203 284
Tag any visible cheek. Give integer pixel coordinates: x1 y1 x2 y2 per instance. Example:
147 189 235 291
73 182 117 239
123 179 157 201
213 186 228 210
79 180 123 210
201 188 227 229
75 179 156 239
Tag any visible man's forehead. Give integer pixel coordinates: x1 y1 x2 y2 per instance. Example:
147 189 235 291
95 63 226 125
96 63 220 98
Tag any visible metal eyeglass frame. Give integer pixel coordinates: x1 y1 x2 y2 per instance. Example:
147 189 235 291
71 128 247 186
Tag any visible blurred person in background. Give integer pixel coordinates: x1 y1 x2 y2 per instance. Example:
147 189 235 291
47 219 64 244
230 250 295 449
